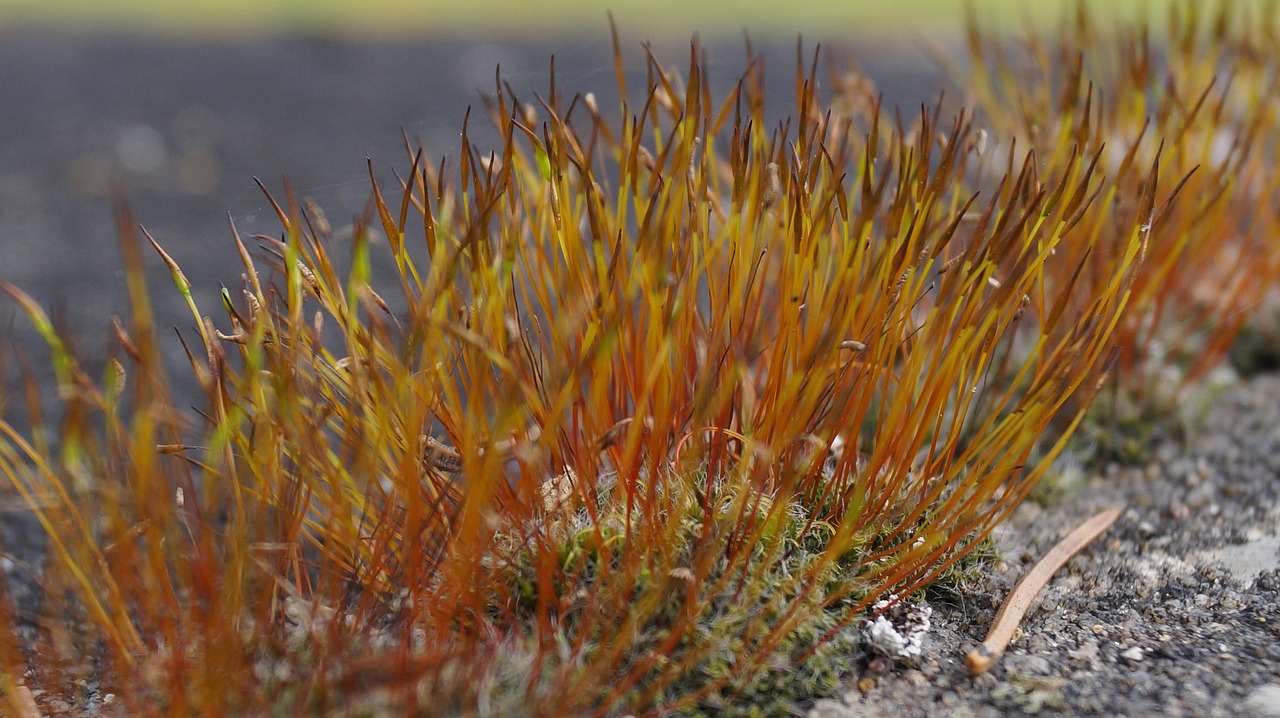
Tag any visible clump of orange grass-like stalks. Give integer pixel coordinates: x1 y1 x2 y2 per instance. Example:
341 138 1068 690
0 25 1204 718
959 0 1280 419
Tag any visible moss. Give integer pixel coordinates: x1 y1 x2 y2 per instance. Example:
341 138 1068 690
476 469 897 716
990 673 1068 715
1229 321 1280 376
7 3 1280 714
923 535 1000 604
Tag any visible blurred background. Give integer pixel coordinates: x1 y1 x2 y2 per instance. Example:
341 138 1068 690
0 1 1174 39
0 0 1176 391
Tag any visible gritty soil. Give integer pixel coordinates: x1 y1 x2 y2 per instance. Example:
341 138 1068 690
814 374 1280 718
1 30 1279 718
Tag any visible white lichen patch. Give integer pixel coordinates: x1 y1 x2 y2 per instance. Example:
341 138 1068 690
862 594 933 660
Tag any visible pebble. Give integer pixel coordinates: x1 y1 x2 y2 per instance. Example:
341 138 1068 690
808 698 853 717
1245 684 1280 718
1067 640 1099 663
1119 646 1144 662
1185 484 1214 508
1005 654 1053 675
903 669 928 687
867 657 893 675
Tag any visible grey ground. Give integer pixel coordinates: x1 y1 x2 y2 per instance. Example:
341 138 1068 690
819 374 1280 718
1 30 1279 718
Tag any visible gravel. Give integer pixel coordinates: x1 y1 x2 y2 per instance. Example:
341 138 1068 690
819 375 1280 718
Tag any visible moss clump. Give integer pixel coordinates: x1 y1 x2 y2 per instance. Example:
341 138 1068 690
481 470 870 715
3 3 1280 715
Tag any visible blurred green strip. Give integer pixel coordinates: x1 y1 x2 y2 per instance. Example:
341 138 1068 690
0 0 1193 39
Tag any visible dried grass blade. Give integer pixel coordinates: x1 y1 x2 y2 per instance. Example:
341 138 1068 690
966 506 1123 674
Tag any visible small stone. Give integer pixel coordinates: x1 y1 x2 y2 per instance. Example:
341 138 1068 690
1068 640 1099 662
808 698 852 717
862 595 933 661
1195 456 1212 480
1120 646 1144 662
1244 684 1280 718
867 657 893 675
1025 634 1056 654
856 677 876 693
1006 654 1053 675
1185 484 1213 508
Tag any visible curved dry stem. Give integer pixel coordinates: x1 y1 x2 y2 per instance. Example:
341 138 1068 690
966 506 1123 675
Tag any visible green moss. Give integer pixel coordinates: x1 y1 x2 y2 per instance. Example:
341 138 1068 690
1229 321 1280 376
923 534 999 603
479 470 892 716
1080 395 1169 466
991 673 1068 714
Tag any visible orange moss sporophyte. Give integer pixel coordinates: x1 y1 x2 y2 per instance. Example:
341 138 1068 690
2 3 1279 715
957 0 1280 402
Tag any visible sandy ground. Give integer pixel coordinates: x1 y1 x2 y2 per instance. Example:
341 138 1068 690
2 31 1279 717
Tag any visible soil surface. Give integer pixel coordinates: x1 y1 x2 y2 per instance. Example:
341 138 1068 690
2 31 1278 718
823 374 1280 718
